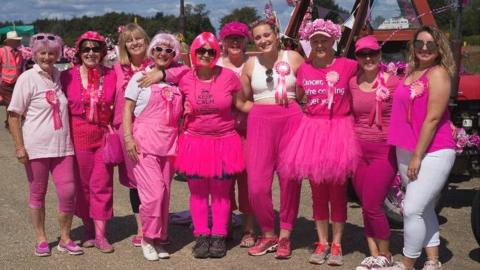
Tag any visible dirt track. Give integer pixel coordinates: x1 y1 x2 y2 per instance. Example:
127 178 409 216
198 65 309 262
0 109 479 270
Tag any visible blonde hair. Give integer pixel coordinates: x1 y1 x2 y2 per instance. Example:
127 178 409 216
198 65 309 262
407 25 456 78
117 23 150 65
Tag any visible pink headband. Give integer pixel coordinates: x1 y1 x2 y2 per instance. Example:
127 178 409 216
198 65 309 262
299 19 342 41
190 32 221 69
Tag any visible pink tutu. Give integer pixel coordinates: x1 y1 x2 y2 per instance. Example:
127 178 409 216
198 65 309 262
279 115 361 184
175 132 245 179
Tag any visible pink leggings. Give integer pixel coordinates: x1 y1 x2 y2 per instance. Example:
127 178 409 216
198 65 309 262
188 178 233 236
25 156 76 213
311 181 348 223
75 148 114 221
247 103 302 232
134 155 173 240
353 141 396 240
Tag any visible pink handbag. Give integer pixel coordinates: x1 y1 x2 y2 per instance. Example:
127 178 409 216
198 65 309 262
103 125 124 165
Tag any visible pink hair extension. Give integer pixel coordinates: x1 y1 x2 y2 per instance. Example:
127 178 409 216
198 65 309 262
190 32 220 69
30 33 64 62
148 33 181 63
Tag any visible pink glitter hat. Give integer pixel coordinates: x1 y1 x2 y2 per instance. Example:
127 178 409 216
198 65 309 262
75 31 106 50
219 21 250 40
355 35 381 53
299 18 342 41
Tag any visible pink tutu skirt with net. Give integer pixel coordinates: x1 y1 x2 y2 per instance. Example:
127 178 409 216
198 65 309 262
175 131 245 179
279 115 361 184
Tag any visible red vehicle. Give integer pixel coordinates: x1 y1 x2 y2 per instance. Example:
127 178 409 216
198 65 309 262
285 0 480 244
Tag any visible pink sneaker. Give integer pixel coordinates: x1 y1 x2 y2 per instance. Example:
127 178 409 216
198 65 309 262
275 238 292 259
95 238 114 253
248 236 278 256
34 241 51 257
131 235 142 247
57 240 84 255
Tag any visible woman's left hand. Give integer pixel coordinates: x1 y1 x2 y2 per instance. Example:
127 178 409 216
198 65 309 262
137 69 163 88
407 155 422 181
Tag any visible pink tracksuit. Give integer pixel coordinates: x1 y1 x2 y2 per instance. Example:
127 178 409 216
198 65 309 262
130 83 182 240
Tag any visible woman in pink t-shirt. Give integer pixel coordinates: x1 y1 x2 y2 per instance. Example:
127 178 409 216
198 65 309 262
61 31 117 253
8 33 83 257
279 19 359 265
350 36 399 269
217 21 256 247
112 23 152 247
384 26 456 270
175 32 251 259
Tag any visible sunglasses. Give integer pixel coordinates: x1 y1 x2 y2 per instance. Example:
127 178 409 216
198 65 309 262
34 35 56 41
80 46 102 53
265 69 273 83
413 40 438 51
153 47 174 54
196 48 216 57
355 50 380 58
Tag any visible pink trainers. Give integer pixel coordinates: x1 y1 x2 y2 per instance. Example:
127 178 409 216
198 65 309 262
248 236 278 256
94 238 114 253
57 240 84 255
131 235 142 247
275 238 292 259
34 241 51 257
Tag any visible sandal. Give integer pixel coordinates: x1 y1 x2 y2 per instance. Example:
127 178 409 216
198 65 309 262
240 231 256 248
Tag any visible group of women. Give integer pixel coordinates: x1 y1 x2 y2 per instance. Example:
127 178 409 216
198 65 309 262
7 17 456 270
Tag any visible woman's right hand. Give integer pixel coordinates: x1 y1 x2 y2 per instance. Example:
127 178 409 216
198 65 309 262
125 138 139 162
15 147 28 164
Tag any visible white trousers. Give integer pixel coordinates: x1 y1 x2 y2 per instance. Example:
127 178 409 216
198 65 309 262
396 147 455 258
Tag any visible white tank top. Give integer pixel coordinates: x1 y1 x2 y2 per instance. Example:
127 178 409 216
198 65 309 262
251 50 296 102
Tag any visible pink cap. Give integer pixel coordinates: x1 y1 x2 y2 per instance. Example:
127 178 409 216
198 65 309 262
355 35 381 53
75 31 106 50
219 21 250 40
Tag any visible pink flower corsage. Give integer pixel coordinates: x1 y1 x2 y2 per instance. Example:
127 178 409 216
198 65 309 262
407 80 425 123
117 25 126 33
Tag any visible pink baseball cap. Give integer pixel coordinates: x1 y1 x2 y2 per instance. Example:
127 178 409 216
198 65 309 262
355 35 381 53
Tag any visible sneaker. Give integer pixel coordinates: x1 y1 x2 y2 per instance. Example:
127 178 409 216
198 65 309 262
158 237 171 245
131 235 142 247
371 255 395 268
209 235 227 258
309 242 330 265
327 242 343 266
192 235 210 259
421 260 442 270
248 236 278 256
34 241 51 257
155 244 170 259
94 238 114 253
356 256 378 270
377 261 408 270
275 238 292 259
57 240 84 255
141 240 159 261
81 226 95 248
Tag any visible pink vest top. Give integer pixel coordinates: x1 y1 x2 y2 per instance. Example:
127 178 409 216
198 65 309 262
387 69 455 153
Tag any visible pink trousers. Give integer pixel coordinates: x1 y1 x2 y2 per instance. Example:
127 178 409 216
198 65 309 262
75 148 114 220
188 178 233 236
133 154 173 240
311 181 348 223
25 156 76 214
247 103 302 232
353 141 397 240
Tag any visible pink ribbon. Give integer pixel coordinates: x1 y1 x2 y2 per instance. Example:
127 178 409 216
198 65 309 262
325 71 339 110
161 86 175 126
368 73 389 127
45 90 62 130
87 68 100 123
274 61 291 106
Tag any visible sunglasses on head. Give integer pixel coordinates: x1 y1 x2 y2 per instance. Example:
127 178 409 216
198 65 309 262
355 50 380 58
80 46 102 53
413 40 438 51
196 48 216 57
153 47 174 54
265 69 273 83
34 35 56 41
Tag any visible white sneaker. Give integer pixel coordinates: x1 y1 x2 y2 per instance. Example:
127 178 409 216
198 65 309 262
141 240 159 261
356 256 377 270
155 245 170 259
421 261 442 270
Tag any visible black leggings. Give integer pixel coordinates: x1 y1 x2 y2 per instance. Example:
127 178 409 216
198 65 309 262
129 188 141 214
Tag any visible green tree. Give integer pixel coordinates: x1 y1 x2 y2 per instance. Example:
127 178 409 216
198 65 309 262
219 7 260 28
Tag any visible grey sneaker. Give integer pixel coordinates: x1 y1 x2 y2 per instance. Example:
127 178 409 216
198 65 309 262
309 242 330 265
421 261 442 270
327 243 343 266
